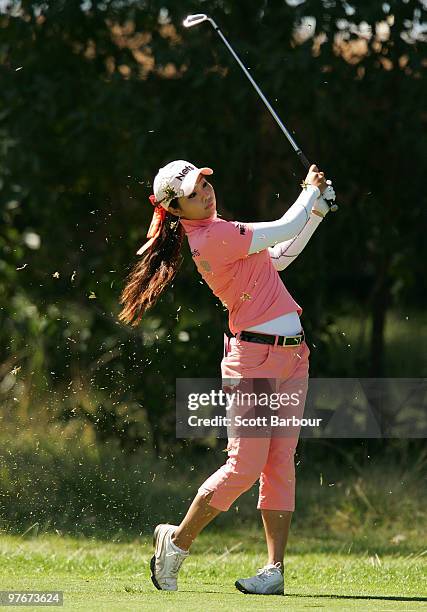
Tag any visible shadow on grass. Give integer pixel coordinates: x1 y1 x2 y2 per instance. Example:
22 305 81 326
286 593 427 602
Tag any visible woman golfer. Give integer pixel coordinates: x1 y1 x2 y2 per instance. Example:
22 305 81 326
119 160 332 595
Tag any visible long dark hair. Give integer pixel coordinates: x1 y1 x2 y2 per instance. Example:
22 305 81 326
118 201 185 327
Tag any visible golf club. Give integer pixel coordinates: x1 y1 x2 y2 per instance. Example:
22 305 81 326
183 13 338 212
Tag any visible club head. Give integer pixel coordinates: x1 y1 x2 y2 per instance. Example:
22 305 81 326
183 14 209 28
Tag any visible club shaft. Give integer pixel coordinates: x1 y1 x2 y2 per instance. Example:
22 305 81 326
185 15 338 210
210 22 310 170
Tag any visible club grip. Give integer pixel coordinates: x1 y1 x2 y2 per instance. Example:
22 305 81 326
297 150 311 170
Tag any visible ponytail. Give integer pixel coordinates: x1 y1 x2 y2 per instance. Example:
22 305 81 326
118 203 185 327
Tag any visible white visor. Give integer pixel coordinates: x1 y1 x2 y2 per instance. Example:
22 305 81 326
153 160 213 208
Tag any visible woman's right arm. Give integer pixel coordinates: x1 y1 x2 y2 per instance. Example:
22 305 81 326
248 165 327 255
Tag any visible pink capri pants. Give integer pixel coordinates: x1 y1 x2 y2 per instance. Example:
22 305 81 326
198 334 310 512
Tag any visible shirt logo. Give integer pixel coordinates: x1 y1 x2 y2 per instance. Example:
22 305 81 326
176 165 195 181
191 248 200 257
238 223 246 235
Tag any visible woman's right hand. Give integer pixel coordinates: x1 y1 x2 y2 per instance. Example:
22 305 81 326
304 164 327 194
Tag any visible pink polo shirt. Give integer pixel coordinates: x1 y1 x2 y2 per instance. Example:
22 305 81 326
180 214 302 335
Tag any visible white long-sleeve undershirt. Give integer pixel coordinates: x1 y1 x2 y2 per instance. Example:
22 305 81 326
248 184 320 255
268 212 323 271
246 310 303 335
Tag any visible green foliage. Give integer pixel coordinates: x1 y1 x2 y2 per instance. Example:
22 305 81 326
0 427 426 545
0 1 426 451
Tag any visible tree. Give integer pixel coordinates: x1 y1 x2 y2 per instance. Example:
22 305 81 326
0 0 425 453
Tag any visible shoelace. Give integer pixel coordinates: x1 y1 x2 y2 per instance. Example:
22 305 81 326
256 565 282 581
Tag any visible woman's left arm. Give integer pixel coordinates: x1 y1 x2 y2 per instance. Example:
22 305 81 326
269 197 330 271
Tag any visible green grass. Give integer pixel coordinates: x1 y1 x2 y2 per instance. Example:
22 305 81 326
0 440 426 610
0 531 426 611
1 430 426 538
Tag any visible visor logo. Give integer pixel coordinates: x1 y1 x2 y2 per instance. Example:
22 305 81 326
176 165 195 181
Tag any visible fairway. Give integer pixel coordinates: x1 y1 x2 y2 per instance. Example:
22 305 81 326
1 532 426 611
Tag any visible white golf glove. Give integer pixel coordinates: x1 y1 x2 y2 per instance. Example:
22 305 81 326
313 180 336 217
323 181 336 202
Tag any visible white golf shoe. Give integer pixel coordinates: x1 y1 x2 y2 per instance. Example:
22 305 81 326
235 561 284 595
150 524 189 591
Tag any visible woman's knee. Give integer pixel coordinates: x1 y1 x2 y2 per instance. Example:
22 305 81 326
230 461 265 489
